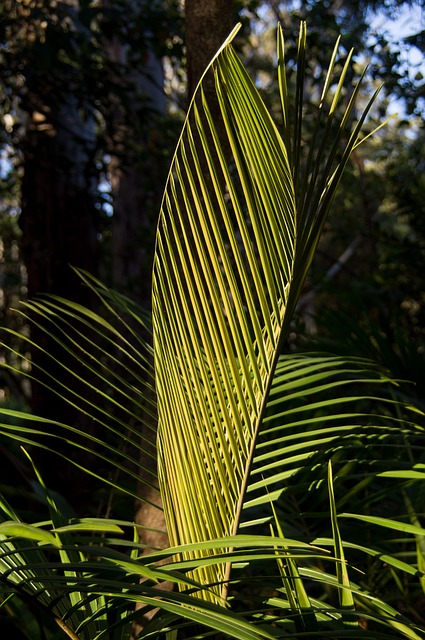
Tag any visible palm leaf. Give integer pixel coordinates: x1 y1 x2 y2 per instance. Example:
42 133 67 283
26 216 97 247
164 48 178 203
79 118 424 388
0 268 160 506
243 353 423 514
0 500 328 640
152 23 385 601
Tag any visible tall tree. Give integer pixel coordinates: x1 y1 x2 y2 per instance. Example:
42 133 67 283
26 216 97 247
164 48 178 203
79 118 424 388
2 0 101 304
107 0 169 307
185 0 234 100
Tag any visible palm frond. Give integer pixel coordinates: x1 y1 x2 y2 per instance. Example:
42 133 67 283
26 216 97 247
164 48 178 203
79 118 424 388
0 269 159 506
243 353 424 515
152 23 387 600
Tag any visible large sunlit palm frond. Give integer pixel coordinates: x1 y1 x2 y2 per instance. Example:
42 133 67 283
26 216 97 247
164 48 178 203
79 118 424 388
153 24 294 601
152 23 383 601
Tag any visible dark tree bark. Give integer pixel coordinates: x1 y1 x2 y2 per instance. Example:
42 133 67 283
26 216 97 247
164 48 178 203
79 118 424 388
19 102 100 511
20 106 98 305
185 0 235 189
185 0 234 100
109 44 166 308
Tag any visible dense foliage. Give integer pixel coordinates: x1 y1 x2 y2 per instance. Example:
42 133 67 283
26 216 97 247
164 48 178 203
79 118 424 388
0 2 424 639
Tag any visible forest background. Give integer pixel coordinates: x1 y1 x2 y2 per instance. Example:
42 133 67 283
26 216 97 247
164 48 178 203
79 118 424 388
0 0 425 588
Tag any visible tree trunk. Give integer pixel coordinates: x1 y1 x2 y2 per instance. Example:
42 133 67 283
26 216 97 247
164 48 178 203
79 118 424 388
19 99 99 511
106 0 166 308
20 103 98 305
110 46 166 308
185 0 234 101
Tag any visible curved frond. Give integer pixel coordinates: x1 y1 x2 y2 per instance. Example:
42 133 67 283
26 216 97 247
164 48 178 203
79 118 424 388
0 269 159 506
243 353 424 516
153 24 383 600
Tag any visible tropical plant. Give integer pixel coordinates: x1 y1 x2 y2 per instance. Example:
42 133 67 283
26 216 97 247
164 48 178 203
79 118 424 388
0 21 424 640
